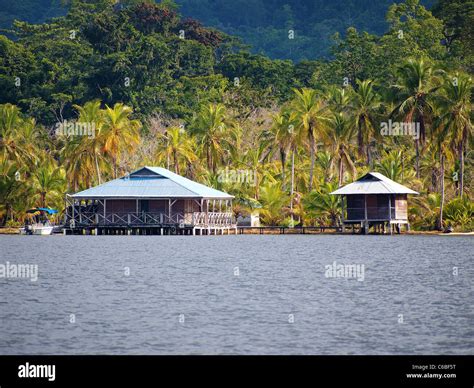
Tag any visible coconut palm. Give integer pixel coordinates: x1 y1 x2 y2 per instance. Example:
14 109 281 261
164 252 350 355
391 58 443 177
376 149 416 184
303 182 341 226
291 88 328 191
326 85 351 113
102 103 141 178
73 100 105 184
432 107 456 230
156 126 197 175
61 136 97 191
315 151 334 184
60 101 105 191
322 112 357 186
443 197 474 231
30 160 66 208
436 73 472 197
241 144 267 199
0 156 26 225
192 103 234 174
258 183 289 225
350 79 381 164
410 193 441 230
0 104 42 167
0 104 23 162
264 109 298 190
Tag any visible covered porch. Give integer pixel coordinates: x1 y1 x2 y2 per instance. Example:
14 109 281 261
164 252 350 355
65 196 235 234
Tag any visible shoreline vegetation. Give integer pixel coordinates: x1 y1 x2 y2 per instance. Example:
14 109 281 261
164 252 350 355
0 0 472 233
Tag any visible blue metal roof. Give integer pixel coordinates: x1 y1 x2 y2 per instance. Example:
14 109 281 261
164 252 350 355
71 167 234 199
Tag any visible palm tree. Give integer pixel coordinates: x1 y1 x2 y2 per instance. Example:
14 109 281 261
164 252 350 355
304 182 341 226
258 183 289 225
291 88 328 191
0 104 23 162
410 193 441 230
102 103 141 178
376 149 415 184
60 101 106 191
156 126 196 175
443 197 474 231
31 161 66 208
241 144 267 199
350 79 380 164
0 104 42 167
326 85 351 113
316 151 333 183
61 136 97 191
73 100 105 185
285 111 305 223
322 112 357 186
0 155 26 225
433 108 455 230
192 103 233 174
391 58 443 177
436 73 472 197
266 109 298 190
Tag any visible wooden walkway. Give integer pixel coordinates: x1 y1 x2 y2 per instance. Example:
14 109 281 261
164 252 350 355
237 226 343 234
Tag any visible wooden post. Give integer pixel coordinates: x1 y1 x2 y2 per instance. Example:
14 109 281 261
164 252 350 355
388 195 392 221
79 200 82 224
388 195 392 235
168 199 171 222
341 195 345 233
364 195 368 234
72 199 75 227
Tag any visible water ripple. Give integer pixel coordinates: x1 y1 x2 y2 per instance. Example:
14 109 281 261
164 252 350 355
0 234 472 354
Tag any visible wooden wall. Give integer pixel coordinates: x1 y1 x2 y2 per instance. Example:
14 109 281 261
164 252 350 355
395 195 408 220
345 194 406 221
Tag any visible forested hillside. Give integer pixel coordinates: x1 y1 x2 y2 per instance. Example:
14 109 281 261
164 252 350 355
0 0 473 231
0 0 65 33
0 0 435 61
178 0 435 60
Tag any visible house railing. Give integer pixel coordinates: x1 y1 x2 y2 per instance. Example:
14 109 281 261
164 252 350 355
192 212 235 227
344 206 398 221
66 211 235 228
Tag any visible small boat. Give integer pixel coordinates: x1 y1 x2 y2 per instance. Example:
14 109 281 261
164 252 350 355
20 208 58 236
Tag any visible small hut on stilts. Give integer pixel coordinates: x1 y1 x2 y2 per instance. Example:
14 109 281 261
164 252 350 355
331 172 418 234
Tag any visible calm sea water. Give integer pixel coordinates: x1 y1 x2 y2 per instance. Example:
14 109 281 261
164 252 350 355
0 234 472 355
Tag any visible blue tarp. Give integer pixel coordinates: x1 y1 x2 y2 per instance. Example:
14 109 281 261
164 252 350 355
27 208 58 215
